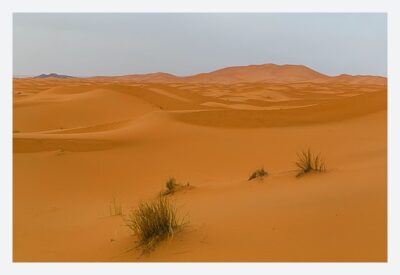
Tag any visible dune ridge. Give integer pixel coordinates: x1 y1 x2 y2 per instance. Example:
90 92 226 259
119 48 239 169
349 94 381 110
23 63 387 85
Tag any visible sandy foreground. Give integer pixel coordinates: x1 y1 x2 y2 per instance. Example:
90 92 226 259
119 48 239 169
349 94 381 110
13 77 387 261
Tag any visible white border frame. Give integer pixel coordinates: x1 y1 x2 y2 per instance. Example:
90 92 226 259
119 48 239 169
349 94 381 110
1 1 399 274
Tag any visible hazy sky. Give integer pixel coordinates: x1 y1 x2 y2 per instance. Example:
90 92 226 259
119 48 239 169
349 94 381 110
13 13 387 77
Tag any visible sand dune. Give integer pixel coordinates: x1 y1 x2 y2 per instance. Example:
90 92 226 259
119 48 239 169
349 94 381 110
182 64 328 83
13 66 387 262
76 63 388 85
175 89 386 128
94 72 180 83
327 74 387 85
14 86 157 132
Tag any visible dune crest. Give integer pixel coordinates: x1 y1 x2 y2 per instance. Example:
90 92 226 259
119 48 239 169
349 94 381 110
56 63 388 85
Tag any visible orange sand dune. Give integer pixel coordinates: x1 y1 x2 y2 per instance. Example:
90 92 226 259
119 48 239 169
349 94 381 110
314 74 387 85
174 88 386 128
94 72 180 83
77 63 387 85
13 69 387 262
182 64 328 83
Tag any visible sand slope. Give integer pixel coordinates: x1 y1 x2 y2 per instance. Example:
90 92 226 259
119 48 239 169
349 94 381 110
13 68 387 261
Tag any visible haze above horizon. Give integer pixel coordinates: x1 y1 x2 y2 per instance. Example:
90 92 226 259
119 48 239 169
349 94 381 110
13 13 387 77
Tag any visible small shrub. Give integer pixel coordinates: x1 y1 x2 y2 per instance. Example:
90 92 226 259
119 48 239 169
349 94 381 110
161 177 191 196
295 148 326 177
165 177 177 193
126 197 184 253
109 198 123 216
248 167 268 181
56 149 65 156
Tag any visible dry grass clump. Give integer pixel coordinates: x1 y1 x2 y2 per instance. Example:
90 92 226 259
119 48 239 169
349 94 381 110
295 148 326 177
56 149 66 156
248 167 268 181
126 197 184 253
160 177 191 196
109 198 123 216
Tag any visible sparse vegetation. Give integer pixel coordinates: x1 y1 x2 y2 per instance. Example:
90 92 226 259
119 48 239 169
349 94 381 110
166 177 178 193
160 177 191 196
109 198 123 216
56 149 65 156
126 197 184 253
295 148 326 177
248 167 268 181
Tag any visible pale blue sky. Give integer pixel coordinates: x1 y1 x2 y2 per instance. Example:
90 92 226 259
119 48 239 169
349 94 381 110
13 13 387 77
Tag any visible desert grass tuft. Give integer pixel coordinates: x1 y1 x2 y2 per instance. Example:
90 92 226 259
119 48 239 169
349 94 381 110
160 177 191 196
295 148 326 177
56 149 65 156
248 167 268 181
126 196 184 253
109 198 123 216
165 177 178 194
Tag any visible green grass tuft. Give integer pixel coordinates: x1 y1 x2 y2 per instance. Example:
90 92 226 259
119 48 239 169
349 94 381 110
126 197 184 253
295 148 326 177
248 167 268 181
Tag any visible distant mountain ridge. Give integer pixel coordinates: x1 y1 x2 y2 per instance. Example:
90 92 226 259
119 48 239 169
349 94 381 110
108 64 386 85
34 73 75 79
31 64 386 85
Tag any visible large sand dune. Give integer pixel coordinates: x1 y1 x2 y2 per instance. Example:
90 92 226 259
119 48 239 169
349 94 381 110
85 64 387 85
13 66 387 261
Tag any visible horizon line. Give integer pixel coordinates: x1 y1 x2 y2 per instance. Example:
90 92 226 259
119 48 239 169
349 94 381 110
13 62 388 79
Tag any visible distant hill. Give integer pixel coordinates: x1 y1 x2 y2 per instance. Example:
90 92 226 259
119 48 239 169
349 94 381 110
34 73 75 79
179 64 387 85
112 72 180 82
38 64 386 85
91 64 385 85
324 74 387 85
181 64 328 84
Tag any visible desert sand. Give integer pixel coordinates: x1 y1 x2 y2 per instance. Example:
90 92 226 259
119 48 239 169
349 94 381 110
13 64 387 261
